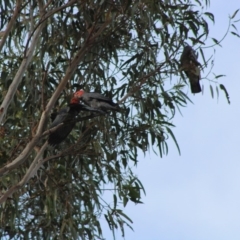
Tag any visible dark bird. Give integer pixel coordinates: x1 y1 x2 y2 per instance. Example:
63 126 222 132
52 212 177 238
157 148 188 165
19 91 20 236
74 89 120 112
48 92 103 146
180 45 201 94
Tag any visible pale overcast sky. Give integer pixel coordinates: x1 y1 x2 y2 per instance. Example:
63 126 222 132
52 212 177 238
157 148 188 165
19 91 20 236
101 1 240 239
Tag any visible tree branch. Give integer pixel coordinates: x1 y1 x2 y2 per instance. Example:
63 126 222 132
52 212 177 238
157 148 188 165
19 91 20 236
0 135 41 177
0 6 46 124
0 141 48 204
0 0 22 52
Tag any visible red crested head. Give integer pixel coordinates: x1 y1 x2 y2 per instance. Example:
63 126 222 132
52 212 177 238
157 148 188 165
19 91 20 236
74 89 85 99
70 96 79 104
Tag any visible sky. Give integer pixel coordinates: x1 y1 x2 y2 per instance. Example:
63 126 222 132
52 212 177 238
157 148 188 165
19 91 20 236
102 1 240 239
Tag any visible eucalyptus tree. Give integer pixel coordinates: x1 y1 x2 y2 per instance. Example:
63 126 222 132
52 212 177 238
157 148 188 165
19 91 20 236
0 0 238 239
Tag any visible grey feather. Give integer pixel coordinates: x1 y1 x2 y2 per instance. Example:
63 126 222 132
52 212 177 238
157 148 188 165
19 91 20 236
180 46 201 94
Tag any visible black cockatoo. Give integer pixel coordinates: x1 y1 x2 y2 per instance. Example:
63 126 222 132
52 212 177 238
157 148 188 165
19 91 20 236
180 45 201 94
74 89 120 112
48 92 102 146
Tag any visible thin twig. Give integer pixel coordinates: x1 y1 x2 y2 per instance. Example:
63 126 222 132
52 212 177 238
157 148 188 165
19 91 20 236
41 62 50 111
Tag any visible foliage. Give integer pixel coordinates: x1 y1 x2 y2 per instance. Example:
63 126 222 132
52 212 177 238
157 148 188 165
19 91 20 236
0 0 238 239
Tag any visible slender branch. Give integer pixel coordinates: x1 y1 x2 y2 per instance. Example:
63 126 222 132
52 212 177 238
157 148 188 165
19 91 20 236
0 8 46 124
0 141 48 204
0 135 41 177
0 0 22 52
41 62 50 111
202 18 231 49
43 0 55 11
